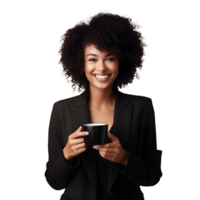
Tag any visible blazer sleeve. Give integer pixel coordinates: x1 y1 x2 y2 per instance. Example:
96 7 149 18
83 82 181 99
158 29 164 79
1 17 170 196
44 103 81 190
117 98 163 186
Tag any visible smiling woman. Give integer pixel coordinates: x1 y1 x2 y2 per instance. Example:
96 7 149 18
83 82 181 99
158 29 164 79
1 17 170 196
45 12 162 200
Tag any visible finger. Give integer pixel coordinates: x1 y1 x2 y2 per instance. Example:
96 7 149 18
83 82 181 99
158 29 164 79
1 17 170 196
97 147 115 153
94 143 116 149
95 147 105 152
70 126 83 139
101 143 117 150
73 142 86 151
99 151 114 159
73 138 85 144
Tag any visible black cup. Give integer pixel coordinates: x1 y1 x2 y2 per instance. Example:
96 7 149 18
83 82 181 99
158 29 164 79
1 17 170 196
82 123 108 146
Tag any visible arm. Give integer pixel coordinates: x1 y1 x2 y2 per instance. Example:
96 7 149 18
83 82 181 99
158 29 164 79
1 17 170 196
118 100 162 187
43 102 80 191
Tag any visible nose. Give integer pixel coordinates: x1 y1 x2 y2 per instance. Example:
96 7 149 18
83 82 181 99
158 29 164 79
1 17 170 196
96 60 108 72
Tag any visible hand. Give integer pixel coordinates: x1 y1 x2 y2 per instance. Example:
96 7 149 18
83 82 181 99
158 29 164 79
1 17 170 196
93 132 129 165
63 126 89 161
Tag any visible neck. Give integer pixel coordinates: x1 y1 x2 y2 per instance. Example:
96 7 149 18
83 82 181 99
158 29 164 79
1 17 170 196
88 84 115 110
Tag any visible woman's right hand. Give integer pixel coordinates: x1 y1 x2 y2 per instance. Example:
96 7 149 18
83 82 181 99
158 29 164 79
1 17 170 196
63 126 89 162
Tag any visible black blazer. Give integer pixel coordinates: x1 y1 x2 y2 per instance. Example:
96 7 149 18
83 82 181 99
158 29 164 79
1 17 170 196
45 89 162 200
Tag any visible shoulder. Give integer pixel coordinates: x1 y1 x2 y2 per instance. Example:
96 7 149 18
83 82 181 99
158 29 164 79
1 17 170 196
120 91 153 109
52 94 82 110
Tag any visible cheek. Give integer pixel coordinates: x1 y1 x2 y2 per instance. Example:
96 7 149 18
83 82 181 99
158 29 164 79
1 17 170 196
113 67 119 77
85 63 94 73
84 68 93 80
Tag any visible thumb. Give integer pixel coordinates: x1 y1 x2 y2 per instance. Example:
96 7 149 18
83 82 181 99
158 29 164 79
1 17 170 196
77 126 83 131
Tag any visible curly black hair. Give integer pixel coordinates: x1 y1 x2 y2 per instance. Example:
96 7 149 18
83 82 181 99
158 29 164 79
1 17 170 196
58 12 146 93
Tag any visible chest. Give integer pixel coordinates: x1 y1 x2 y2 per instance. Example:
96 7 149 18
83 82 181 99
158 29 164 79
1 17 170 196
88 106 114 132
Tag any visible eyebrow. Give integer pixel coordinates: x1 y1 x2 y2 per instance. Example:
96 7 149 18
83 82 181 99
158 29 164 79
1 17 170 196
86 53 114 57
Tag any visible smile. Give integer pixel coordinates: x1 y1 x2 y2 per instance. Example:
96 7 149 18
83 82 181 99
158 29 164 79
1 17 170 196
93 74 111 82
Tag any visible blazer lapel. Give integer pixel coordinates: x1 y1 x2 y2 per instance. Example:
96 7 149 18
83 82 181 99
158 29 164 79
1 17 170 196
70 89 133 195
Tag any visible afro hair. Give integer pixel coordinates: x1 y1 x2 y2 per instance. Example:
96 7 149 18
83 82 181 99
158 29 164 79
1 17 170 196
58 12 146 93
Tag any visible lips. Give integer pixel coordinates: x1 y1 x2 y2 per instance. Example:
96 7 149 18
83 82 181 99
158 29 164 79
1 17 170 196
93 74 111 82
93 74 111 78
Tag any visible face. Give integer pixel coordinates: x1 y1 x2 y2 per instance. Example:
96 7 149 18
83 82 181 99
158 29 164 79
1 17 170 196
84 44 119 91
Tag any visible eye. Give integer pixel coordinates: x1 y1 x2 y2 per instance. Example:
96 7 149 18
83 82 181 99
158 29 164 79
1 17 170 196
89 58 115 61
89 59 96 61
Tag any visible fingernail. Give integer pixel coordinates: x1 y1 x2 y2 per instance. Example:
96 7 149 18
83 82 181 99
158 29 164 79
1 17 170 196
93 145 99 148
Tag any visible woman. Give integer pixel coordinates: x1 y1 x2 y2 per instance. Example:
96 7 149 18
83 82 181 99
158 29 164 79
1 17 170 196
45 12 162 200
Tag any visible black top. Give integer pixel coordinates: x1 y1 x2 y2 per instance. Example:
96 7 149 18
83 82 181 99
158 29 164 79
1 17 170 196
95 125 113 200
46 94 162 199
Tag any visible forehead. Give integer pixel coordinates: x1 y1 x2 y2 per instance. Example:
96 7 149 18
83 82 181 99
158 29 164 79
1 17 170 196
84 44 111 56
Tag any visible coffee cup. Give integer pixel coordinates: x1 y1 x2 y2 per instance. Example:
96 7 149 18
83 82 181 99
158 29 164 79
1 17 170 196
82 123 108 146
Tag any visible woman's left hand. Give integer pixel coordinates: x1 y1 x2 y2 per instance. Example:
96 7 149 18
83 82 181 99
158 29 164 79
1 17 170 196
93 132 129 165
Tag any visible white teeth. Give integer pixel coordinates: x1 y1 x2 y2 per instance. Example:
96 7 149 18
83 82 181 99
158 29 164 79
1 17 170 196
95 75 109 79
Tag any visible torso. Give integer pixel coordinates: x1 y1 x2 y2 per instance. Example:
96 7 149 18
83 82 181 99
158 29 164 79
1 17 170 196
88 104 115 132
